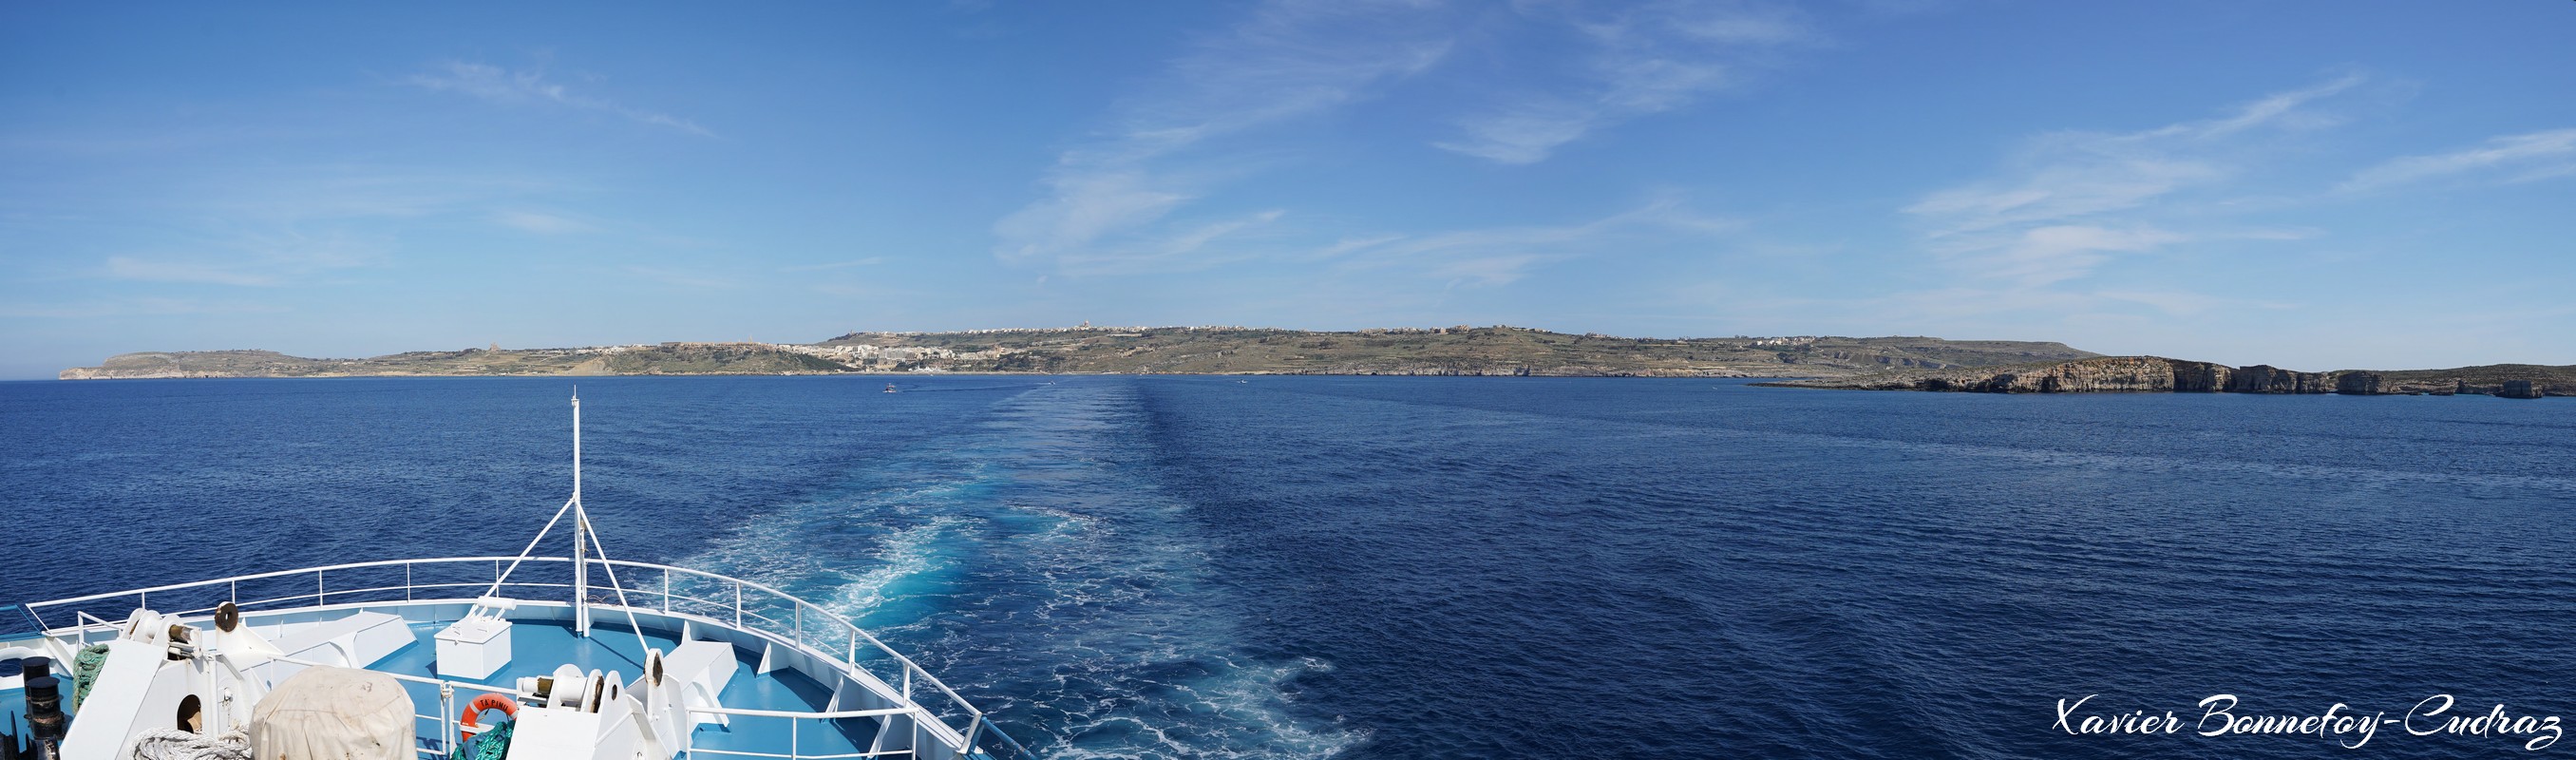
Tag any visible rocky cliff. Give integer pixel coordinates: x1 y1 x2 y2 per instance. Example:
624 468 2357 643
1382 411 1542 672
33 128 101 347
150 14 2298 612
2325 364 2575 397
1781 356 2189 392
2171 361 2229 392
1911 356 2179 392
2222 365 2333 394
1763 357 2571 397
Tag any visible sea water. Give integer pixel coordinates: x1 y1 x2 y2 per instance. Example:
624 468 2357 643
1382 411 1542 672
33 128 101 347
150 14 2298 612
4 375 2570 759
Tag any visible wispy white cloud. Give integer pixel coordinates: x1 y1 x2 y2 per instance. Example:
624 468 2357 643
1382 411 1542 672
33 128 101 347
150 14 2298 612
104 256 283 287
2094 289 2294 317
993 0 1450 271
88 169 562 293
991 1 1791 282
2341 127 2576 191
1701 283 2294 336
1738 76 2388 358
0 126 309 159
194 169 560 224
1324 195 1740 288
1435 1 1816 164
1311 235 1409 259
780 257 886 273
493 210 595 235
1909 74 2360 239
811 281 882 298
0 297 289 319
624 265 742 289
1959 224 2188 286
1427 254 1544 288
1054 209 1290 276
2138 74 2362 141
96 227 389 289
1905 160 2224 240
1153 211 1288 258
410 62 717 138
1906 75 2365 285
995 171 1196 266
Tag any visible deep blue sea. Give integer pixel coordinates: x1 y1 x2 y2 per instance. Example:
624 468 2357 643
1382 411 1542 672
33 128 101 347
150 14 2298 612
5 376 2572 759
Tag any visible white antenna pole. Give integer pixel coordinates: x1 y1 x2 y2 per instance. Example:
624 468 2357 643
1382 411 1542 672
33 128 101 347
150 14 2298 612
572 389 590 636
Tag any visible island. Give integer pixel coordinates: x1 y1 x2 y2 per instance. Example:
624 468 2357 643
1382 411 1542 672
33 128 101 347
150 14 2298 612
57 326 2093 380
58 328 2567 397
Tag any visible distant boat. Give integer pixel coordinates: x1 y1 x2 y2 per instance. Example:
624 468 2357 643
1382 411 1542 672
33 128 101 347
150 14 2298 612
883 383 900 393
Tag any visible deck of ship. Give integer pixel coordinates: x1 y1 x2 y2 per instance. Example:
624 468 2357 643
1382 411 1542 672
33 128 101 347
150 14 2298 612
0 555 1032 760
375 619 881 758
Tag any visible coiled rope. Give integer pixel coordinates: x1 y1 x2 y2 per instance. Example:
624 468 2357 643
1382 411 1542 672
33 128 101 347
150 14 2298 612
71 643 109 711
468 719 515 760
127 729 250 760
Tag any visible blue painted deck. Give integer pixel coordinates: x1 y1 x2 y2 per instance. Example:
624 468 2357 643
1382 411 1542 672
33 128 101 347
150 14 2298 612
0 619 892 759
372 620 881 758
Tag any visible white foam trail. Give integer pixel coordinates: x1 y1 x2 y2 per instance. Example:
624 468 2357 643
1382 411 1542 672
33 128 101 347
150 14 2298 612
680 382 1368 759
825 515 969 614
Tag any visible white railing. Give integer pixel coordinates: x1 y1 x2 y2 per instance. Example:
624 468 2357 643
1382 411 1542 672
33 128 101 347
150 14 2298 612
257 652 928 760
16 557 1037 760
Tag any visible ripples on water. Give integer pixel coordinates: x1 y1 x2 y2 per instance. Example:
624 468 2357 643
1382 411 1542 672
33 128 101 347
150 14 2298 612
5 376 2570 759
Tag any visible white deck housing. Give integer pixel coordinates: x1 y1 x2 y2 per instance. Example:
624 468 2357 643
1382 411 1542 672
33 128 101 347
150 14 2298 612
1 393 1035 760
7 556 1036 760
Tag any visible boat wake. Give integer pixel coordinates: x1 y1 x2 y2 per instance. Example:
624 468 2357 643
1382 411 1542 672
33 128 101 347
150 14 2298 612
678 382 1364 758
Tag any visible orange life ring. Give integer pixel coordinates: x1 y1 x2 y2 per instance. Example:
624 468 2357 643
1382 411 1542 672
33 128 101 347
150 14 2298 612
459 694 518 746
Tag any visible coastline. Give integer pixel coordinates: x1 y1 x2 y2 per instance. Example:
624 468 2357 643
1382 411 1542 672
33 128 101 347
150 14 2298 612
53 335 2569 396
52 328 2095 382
47 369 1819 381
1753 355 2571 398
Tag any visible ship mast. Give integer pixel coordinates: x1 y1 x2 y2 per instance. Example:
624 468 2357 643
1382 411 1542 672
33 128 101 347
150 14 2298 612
572 390 590 636
480 389 638 646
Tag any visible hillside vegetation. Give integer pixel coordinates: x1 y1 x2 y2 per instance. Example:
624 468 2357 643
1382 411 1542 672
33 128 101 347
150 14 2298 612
58 326 2097 379
819 326 2096 376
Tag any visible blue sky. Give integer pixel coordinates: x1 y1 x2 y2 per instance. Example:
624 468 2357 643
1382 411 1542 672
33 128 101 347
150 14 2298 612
4 1 2571 378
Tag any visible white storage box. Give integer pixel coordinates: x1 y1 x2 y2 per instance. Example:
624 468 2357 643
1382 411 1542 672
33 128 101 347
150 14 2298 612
434 600 516 679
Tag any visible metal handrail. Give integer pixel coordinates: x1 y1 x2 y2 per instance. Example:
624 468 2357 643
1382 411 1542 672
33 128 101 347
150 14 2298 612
265 653 929 760
18 555 1036 760
24 556 535 609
